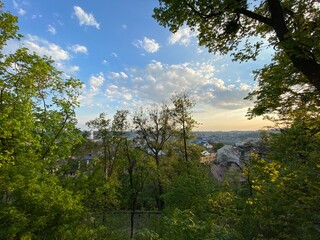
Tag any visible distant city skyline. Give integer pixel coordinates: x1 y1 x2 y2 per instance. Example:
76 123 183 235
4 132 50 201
3 0 274 131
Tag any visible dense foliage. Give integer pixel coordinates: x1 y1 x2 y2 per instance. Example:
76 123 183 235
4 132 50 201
0 3 89 239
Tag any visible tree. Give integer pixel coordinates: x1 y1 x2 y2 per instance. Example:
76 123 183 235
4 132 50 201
86 111 129 178
171 91 198 163
121 141 154 239
154 0 320 125
0 2 88 238
86 113 111 179
85 111 129 224
133 104 174 210
153 0 320 92
245 50 320 119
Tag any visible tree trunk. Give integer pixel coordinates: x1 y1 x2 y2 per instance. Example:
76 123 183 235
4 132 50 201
267 0 320 92
182 120 188 162
130 198 136 239
155 154 164 211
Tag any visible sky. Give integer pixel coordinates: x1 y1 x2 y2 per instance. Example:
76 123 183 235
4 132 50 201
2 0 274 131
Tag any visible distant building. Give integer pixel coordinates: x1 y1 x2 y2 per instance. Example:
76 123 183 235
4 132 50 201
203 142 213 149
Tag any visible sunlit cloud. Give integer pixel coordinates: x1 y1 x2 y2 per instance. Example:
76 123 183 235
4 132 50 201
108 71 128 79
73 6 100 29
16 35 82 76
126 60 253 110
168 26 197 46
24 34 70 61
105 84 132 101
78 72 106 107
76 58 262 130
134 37 160 53
88 72 105 96
69 44 88 54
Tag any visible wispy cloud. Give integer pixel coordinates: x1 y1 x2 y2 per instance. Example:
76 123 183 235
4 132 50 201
134 37 160 53
111 52 118 58
73 6 100 29
13 0 26 16
47 25 57 35
69 44 88 54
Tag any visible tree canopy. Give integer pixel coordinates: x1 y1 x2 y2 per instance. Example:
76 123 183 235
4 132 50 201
153 0 320 118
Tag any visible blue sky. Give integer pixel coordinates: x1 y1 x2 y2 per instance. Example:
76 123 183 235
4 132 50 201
3 0 274 130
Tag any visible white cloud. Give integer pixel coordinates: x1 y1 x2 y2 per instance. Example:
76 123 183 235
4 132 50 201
16 35 83 76
24 35 69 61
122 92 132 100
108 71 128 79
89 72 105 95
32 14 42 19
197 48 204 54
47 25 57 35
134 37 160 53
17 8 26 16
125 60 253 110
13 0 26 16
239 82 250 91
73 6 100 29
55 63 80 77
69 44 88 54
105 84 132 101
169 26 197 46
68 65 80 74
77 59 256 126
102 59 108 65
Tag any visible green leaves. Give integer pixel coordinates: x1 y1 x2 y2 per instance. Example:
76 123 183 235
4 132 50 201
0 2 86 238
0 2 21 50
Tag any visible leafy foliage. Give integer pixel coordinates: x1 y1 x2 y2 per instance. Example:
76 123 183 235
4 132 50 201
0 2 89 238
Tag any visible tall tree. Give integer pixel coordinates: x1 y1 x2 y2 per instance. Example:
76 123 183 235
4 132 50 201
0 2 87 238
85 111 129 224
86 110 129 178
86 113 111 179
133 104 174 210
121 141 153 239
171 91 198 163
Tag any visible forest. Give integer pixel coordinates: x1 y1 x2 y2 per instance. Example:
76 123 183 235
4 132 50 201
1 0 320 239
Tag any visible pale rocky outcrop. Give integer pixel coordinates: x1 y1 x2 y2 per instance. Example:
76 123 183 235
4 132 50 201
211 145 244 182
215 145 240 166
